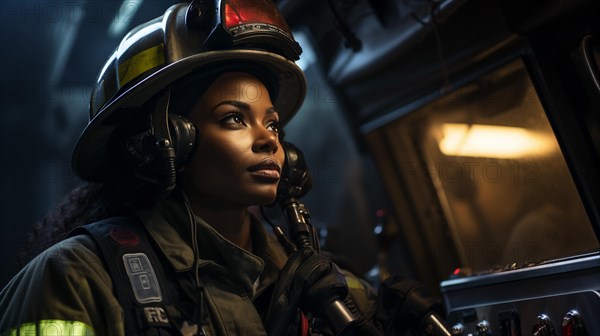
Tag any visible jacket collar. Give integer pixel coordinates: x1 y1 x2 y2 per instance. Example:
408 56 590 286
135 190 288 296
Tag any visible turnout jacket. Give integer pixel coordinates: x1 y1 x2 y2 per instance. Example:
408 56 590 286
0 193 377 335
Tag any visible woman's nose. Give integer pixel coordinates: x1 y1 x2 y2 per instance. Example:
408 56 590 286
252 127 279 154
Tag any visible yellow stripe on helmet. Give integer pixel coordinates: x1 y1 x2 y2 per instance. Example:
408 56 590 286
118 43 165 88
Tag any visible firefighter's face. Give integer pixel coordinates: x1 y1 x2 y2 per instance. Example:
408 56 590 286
179 72 285 207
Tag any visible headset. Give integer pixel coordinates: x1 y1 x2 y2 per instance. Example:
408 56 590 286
117 88 198 199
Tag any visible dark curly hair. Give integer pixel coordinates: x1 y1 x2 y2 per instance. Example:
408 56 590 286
18 179 143 264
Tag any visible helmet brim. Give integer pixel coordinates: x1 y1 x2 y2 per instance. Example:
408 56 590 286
72 49 306 182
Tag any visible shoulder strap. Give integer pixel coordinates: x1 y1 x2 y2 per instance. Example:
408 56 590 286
68 216 179 336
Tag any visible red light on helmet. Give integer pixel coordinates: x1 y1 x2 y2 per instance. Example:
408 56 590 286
224 0 292 35
202 0 301 61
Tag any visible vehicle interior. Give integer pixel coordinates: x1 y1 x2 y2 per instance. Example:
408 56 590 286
1 0 599 335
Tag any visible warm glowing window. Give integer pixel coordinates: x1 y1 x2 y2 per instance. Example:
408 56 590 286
369 59 599 271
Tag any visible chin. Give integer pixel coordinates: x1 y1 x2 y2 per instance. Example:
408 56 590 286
244 186 279 206
252 192 278 206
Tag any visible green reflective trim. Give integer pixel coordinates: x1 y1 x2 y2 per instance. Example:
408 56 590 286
4 320 94 336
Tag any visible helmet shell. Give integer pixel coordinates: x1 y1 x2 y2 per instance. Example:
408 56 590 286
73 3 306 182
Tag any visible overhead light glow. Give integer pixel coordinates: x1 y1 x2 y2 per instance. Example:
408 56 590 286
439 123 556 158
108 0 144 37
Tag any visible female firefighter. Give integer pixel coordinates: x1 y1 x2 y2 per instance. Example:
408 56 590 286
0 1 383 335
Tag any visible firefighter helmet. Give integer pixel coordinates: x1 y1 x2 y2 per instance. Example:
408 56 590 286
72 0 306 182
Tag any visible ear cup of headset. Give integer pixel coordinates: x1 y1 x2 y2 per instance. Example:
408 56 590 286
168 114 199 168
277 141 312 202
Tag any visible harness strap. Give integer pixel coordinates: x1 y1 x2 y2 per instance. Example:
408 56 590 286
68 217 179 335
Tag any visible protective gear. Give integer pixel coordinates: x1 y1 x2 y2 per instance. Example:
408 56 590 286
0 194 290 336
72 0 306 182
0 192 378 336
68 217 204 336
264 247 349 335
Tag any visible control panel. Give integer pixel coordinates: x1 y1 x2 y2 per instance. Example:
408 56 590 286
440 253 599 336
447 298 593 335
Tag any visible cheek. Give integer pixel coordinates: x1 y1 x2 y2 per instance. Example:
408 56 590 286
276 145 286 169
190 132 250 174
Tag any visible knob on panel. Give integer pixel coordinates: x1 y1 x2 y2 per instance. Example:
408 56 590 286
533 314 556 336
476 320 492 336
561 310 588 336
451 323 464 336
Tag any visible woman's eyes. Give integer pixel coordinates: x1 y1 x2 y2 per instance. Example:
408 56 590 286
220 112 280 133
220 112 246 126
267 121 281 133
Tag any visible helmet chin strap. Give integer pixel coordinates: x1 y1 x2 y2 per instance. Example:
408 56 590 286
150 88 177 200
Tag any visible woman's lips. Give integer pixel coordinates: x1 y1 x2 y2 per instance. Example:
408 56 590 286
247 159 282 180
248 169 281 179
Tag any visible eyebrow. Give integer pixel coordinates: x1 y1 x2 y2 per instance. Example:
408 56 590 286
211 100 250 111
211 100 278 116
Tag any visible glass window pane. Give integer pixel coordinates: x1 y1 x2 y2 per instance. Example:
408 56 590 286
374 59 599 272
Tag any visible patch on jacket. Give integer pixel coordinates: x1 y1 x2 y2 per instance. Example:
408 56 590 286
123 253 163 303
144 306 170 324
110 227 141 246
